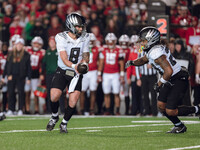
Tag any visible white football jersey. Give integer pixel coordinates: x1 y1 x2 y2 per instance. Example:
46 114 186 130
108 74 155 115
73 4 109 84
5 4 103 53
55 31 90 70
146 45 181 76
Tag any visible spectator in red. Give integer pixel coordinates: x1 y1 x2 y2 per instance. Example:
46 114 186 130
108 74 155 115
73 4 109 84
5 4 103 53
3 4 14 25
185 17 200 49
9 15 23 37
47 15 63 38
63 0 79 15
103 0 118 16
56 3 65 23
173 5 193 38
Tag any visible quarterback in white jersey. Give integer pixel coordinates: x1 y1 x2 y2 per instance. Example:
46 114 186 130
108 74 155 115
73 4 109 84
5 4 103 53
126 26 200 134
46 13 90 133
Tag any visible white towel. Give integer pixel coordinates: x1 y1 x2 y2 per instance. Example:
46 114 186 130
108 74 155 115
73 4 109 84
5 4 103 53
68 74 80 93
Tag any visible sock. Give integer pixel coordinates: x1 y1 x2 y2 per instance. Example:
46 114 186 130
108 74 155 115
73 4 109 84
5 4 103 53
61 119 68 124
50 101 59 114
63 105 75 122
163 112 184 127
52 112 59 118
178 106 196 116
125 96 130 114
194 106 199 113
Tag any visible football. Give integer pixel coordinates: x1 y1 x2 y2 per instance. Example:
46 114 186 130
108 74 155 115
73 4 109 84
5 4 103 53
77 62 89 74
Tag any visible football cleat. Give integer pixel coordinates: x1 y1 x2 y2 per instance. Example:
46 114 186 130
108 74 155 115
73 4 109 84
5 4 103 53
46 116 59 131
59 123 68 133
167 125 187 134
195 105 200 118
0 113 6 121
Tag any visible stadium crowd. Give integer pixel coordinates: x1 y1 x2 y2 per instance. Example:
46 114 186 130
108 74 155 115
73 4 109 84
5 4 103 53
0 0 200 117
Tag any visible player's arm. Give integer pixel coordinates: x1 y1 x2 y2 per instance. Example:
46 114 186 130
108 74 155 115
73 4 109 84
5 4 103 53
60 51 77 69
154 55 173 86
125 55 149 68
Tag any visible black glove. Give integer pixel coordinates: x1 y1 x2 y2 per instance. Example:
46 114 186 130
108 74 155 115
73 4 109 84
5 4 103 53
125 60 134 69
154 83 162 92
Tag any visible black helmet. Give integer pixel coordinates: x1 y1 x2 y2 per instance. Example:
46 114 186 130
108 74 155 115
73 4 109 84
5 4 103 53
65 12 86 37
139 26 160 51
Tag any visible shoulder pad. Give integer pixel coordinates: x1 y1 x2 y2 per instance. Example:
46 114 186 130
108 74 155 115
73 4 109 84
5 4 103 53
148 45 165 60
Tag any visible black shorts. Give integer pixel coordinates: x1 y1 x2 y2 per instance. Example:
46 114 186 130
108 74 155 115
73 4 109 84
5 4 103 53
51 67 83 92
158 68 189 109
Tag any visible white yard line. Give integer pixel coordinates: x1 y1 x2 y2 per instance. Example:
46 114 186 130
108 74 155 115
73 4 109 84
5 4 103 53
86 130 102 132
131 121 200 124
165 145 200 150
0 124 172 133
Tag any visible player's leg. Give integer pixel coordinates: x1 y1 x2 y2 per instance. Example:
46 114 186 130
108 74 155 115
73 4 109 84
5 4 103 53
31 79 40 114
59 74 83 133
24 78 31 114
46 68 67 131
102 73 112 115
89 70 98 115
157 81 186 133
124 73 130 115
112 73 121 115
80 73 89 115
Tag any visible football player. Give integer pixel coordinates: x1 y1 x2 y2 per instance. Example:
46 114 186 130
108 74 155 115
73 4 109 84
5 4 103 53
80 33 99 115
118 34 131 115
46 13 90 133
25 36 45 114
126 26 200 133
98 33 124 115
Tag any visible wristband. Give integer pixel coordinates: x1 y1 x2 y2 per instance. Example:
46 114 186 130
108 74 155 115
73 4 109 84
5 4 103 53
97 71 102 76
160 77 167 84
196 74 199 79
120 71 125 76
71 64 76 69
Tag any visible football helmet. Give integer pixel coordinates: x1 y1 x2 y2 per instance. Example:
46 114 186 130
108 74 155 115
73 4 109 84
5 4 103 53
139 26 160 51
65 12 86 38
130 35 139 44
105 33 117 49
89 33 96 48
31 36 43 51
119 34 130 49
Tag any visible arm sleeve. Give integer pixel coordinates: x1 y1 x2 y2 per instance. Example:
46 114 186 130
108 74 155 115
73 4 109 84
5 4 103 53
136 66 140 80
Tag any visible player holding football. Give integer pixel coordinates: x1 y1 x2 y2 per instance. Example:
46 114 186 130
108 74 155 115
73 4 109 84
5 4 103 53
46 12 90 133
126 26 200 133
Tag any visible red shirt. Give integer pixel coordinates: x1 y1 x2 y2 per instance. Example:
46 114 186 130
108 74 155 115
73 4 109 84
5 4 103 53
26 46 45 70
185 26 200 46
88 46 99 71
0 52 7 75
101 47 122 73
126 50 138 79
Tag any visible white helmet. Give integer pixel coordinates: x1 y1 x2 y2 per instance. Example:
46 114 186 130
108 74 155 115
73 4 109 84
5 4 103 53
105 33 117 49
130 35 139 44
119 34 130 49
9 34 21 47
31 36 43 51
89 33 96 41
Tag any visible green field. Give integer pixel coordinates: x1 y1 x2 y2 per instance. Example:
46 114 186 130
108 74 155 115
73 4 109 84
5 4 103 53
0 116 200 150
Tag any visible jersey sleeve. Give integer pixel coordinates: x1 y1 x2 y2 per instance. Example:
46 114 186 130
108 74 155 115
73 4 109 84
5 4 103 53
55 34 67 52
148 47 165 60
82 33 90 53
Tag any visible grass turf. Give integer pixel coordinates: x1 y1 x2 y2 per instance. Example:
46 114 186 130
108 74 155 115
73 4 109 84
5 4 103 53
0 116 200 150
